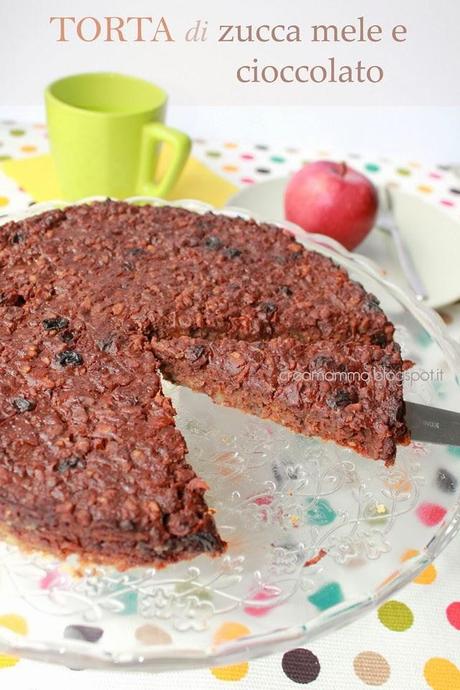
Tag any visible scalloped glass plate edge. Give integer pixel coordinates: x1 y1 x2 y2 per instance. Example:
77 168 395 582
0 195 459 672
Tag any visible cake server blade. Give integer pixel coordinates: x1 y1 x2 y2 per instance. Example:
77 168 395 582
405 401 460 446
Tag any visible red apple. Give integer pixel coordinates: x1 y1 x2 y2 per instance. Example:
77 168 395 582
284 161 378 250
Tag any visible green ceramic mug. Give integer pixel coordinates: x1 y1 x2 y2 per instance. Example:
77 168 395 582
45 72 191 200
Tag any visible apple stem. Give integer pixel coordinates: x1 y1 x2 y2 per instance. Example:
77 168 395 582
339 161 348 177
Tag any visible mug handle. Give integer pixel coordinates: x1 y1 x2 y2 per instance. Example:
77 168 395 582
138 122 191 198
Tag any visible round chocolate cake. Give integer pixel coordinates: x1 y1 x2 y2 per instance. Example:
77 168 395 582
0 201 409 568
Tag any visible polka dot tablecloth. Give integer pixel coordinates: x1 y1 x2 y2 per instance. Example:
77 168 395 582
1 121 460 689
192 139 460 214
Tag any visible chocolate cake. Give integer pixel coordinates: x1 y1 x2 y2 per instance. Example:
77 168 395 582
0 200 410 568
153 336 408 463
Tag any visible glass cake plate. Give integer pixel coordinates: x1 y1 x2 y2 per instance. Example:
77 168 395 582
0 197 459 672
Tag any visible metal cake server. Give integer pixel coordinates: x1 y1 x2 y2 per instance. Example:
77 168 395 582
406 401 460 445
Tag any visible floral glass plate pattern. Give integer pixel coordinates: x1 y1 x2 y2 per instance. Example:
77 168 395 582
0 198 459 672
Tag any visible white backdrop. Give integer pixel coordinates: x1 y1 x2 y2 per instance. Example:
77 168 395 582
1 0 459 163
1 0 459 107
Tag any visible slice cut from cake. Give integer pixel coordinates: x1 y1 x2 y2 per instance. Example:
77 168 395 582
0 319 225 569
153 336 410 464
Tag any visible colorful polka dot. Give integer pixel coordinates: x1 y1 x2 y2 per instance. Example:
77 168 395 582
401 549 437 584
213 622 250 645
118 590 138 614
64 625 103 643
418 184 433 193
211 663 248 681
256 167 271 174
240 153 254 160
446 602 460 630
305 498 336 526
224 142 238 149
255 144 269 150
377 600 414 631
385 475 413 496
0 197 9 207
175 580 212 601
0 614 27 636
0 615 28 668
134 624 172 645
222 164 238 173
244 584 281 617
450 188 460 195
20 145 37 154
414 563 437 586
241 177 255 185
211 622 250 681
40 568 65 589
206 151 221 158
440 199 455 207
365 163 381 173
397 168 411 176
424 657 460 690
436 468 457 493
270 155 286 163
429 172 443 179
308 582 343 611
0 155 11 162
416 329 433 347
9 129 25 137
378 571 400 589
282 648 320 684
416 502 447 527
364 503 389 526
353 651 391 686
